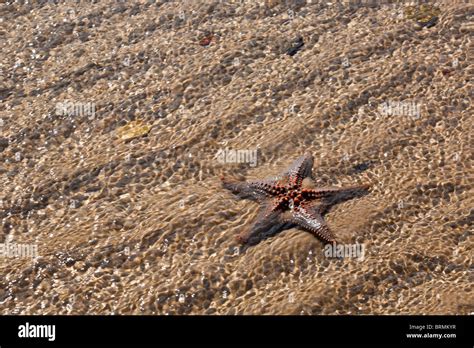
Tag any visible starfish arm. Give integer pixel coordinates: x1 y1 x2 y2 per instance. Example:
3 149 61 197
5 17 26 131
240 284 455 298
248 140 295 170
221 177 284 201
290 205 336 244
237 203 287 244
283 153 314 187
311 184 371 214
305 184 370 199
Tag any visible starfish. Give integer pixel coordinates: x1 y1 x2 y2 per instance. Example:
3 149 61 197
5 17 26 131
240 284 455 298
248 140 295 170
221 153 370 246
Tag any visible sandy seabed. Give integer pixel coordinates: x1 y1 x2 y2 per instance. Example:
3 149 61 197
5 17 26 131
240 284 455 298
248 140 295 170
0 0 472 314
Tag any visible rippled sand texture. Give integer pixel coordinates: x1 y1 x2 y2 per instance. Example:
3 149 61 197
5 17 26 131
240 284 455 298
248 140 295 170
1 1 472 314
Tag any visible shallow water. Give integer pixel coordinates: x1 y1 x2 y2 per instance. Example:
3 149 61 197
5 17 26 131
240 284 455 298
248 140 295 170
0 1 472 314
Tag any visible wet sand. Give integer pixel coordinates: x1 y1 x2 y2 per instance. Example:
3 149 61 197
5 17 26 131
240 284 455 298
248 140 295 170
0 0 472 314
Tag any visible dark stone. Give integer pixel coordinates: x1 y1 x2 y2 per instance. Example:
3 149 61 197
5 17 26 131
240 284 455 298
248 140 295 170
286 36 304 56
351 160 373 174
417 16 438 28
